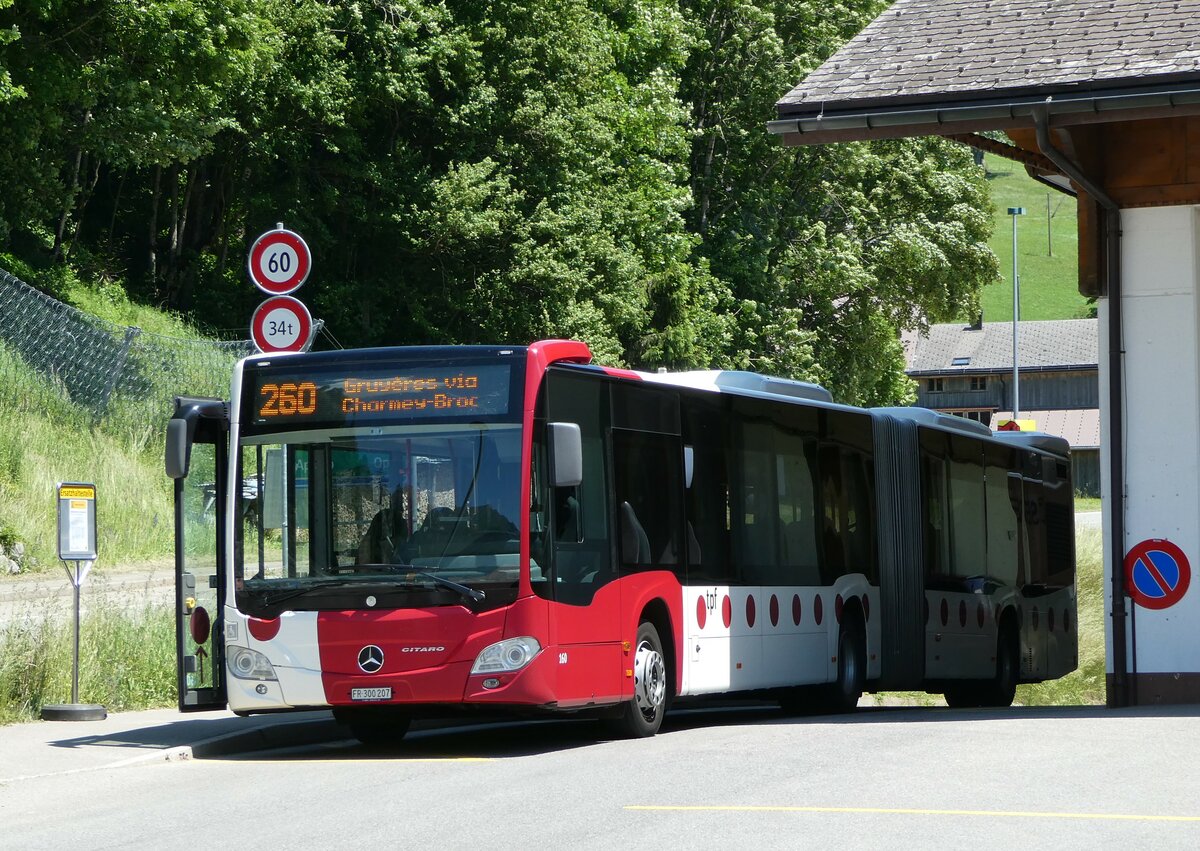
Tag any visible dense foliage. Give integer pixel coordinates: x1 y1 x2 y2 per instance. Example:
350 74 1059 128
0 0 997 404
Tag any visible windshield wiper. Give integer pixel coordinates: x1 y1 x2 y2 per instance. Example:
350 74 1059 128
408 571 485 603
257 579 367 608
253 572 483 609
345 563 485 603
344 563 481 601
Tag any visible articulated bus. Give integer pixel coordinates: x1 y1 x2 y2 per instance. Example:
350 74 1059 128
166 340 1076 743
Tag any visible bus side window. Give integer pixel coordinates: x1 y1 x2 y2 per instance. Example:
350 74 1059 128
554 484 582 543
682 395 731 584
947 435 986 587
735 419 780 583
612 428 684 575
775 428 820 586
920 435 951 588
1041 458 1074 589
985 445 1021 588
543 368 612 605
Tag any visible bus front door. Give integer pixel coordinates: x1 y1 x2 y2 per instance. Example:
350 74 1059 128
167 398 229 712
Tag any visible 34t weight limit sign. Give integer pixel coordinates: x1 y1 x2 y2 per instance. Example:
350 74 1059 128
248 227 311 295
251 295 313 353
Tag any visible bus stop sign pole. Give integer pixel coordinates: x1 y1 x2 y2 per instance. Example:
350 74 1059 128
41 483 107 722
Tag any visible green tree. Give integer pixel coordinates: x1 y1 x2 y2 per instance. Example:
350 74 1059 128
0 0 19 106
1 0 996 402
680 0 998 404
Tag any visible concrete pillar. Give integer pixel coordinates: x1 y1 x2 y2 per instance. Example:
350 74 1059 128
1101 205 1200 703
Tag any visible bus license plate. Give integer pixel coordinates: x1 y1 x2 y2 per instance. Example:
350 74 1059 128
351 687 392 701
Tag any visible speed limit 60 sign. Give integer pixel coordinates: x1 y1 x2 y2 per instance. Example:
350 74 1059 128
251 295 313 353
248 226 311 295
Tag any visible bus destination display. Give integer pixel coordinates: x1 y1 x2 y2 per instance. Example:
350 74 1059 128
248 364 512 427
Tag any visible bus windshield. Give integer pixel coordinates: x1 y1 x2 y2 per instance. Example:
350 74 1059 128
235 423 525 614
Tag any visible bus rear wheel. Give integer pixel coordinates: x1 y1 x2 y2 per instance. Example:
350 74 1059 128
335 707 412 746
946 627 1018 708
614 621 667 738
977 625 1019 708
823 615 865 714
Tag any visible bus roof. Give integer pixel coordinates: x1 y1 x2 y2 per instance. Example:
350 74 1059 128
873 406 1070 458
641 369 834 404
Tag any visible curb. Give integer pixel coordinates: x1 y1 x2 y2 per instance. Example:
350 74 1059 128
0 716 351 784
188 717 348 758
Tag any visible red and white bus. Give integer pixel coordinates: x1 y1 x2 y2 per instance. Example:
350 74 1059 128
166 340 1076 743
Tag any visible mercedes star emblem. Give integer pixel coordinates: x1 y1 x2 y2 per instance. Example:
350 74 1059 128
357 645 385 674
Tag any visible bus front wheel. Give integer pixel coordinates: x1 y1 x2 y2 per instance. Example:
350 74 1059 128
335 707 411 746
614 621 668 738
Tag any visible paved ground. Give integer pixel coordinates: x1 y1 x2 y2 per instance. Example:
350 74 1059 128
0 706 343 784
5 703 1200 849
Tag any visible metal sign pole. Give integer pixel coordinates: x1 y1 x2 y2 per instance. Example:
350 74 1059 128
42 484 106 721
72 565 80 705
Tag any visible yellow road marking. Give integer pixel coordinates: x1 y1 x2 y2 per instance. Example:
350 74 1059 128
625 805 1200 823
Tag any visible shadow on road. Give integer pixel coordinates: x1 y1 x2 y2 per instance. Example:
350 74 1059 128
201 699 1200 763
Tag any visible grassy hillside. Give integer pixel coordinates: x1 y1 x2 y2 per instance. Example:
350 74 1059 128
978 153 1091 323
0 259 234 572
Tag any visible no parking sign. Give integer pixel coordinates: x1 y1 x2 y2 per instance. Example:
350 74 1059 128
1125 538 1191 610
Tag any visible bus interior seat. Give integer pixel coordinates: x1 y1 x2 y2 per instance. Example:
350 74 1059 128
620 501 651 565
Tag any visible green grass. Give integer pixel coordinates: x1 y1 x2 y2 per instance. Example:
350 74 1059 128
0 263 243 571
0 405 173 570
0 604 175 724
1018 527 1105 705
978 153 1092 323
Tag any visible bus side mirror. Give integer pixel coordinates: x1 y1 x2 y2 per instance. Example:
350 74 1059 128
165 417 194 479
166 397 226 480
548 422 583 488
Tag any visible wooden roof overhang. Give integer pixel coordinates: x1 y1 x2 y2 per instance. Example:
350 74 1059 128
768 78 1200 146
771 78 1200 298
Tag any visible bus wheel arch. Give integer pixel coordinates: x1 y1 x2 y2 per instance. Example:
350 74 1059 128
637 598 676 704
613 602 673 738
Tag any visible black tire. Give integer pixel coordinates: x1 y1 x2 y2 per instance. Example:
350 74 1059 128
614 622 668 737
778 685 822 716
943 684 981 708
977 624 1019 708
824 615 866 714
334 707 412 746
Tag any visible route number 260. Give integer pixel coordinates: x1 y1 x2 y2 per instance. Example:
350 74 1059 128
259 382 318 417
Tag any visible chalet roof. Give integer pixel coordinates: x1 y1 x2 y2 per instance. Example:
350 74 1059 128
903 318 1098 374
993 407 1101 449
771 0 1200 141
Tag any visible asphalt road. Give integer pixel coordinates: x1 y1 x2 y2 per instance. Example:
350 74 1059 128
3 703 1199 850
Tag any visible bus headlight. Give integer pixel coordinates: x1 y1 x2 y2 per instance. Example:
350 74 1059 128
228 646 278 681
471 637 541 674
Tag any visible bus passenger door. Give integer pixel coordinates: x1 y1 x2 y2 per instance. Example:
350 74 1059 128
166 398 229 712
541 369 624 707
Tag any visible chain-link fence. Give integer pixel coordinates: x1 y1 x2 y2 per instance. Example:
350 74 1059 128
0 267 254 436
